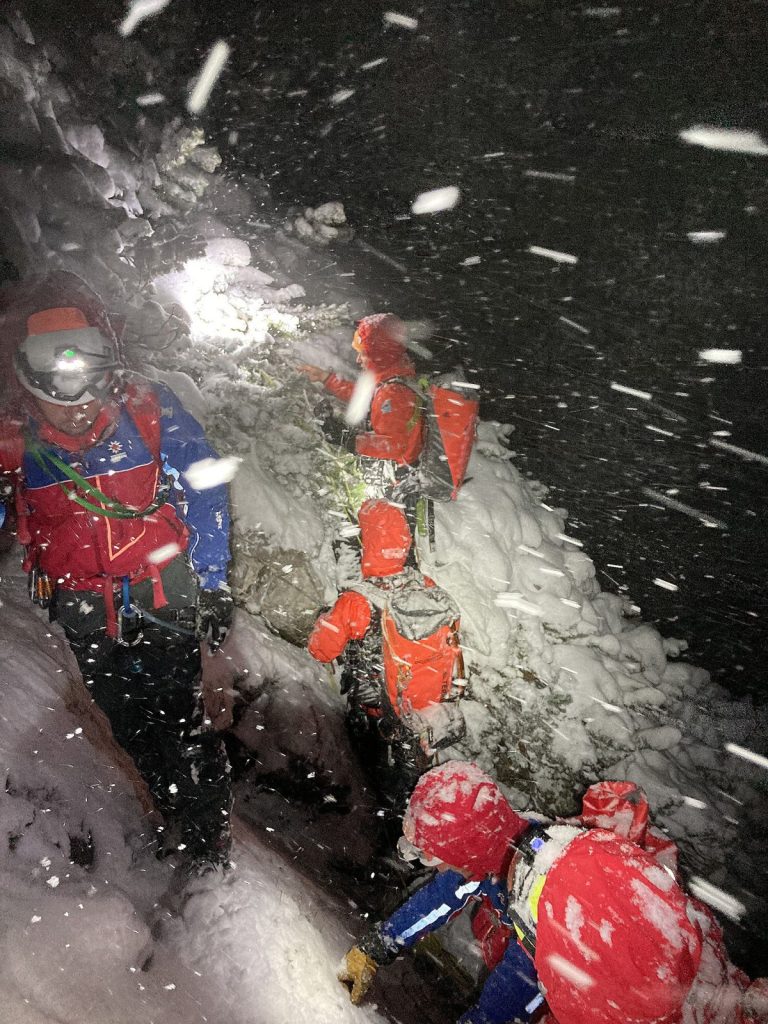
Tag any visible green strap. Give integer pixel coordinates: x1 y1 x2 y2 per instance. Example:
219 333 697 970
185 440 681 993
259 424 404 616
403 376 428 432
26 438 166 520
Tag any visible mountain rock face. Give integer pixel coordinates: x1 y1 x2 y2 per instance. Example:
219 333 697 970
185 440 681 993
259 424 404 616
0 9 217 309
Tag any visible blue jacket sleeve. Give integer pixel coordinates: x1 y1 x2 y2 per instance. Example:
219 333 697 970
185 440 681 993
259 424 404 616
458 939 543 1024
154 383 231 589
377 870 485 954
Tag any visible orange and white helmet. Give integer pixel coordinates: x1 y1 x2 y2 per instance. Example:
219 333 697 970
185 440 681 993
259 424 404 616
14 306 119 405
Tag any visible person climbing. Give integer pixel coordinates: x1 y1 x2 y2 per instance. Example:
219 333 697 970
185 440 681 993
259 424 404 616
299 313 479 555
0 271 236 872
338 760 767 1024
306 498 466 810
299 312 425 472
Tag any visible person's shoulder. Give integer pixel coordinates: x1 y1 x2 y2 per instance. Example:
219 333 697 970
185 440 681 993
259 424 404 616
122 373 185 417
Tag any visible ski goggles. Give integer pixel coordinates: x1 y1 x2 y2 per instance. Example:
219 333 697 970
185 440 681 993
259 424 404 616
15 327 119 405
352 328 363 352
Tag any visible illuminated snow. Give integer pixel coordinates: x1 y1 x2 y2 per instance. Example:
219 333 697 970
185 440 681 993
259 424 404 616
411 186 461 215
118 0 171 37
698 348 742 364
679 125 768 155
187 41 231 115
183 456 242 490
528 246 579 264
383 11 419 29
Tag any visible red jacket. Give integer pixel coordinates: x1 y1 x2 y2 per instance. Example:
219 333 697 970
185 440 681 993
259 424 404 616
324 372 424 466
0 378 231 631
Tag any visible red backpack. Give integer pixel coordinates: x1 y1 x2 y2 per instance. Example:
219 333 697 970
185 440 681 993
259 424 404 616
398 374 480 501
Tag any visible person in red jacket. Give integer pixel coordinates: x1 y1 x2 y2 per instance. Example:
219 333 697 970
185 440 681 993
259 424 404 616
339 761 767 1024
299 313 425 468
307 498 465 807
0 272 235 872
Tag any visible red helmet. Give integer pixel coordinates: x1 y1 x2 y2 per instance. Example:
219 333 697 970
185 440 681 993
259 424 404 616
403 760 528 879
353 314 415 379
358 499 411 578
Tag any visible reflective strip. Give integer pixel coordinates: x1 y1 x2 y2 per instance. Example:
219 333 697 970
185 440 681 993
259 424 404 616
399 903 453 940
525 993 545 1014
455 880 481 900
398 880 481 942
528 874 547 923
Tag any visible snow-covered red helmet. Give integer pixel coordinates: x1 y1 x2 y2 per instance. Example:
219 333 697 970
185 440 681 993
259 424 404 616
353 313 415 378
14 305 119 405
359 499 412 578
402 760 528 879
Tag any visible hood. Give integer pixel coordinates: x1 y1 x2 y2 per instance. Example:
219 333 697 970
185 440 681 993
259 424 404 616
359 499 412 578
535 830 702 1024
356 314 415 380
0 271 119 349
403 760 528 879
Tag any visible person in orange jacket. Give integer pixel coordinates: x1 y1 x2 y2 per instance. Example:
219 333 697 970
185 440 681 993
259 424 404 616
299 313 425 469
307 498 465 807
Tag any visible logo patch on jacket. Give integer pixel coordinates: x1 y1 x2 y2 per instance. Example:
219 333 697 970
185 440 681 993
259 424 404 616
381 399 392 414
108 440 127 463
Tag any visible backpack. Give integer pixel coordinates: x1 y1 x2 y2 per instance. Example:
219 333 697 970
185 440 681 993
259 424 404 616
399 373 480 502
351 570 462 713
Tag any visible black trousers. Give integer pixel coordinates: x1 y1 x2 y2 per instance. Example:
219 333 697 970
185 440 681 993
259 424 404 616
64 621 232 866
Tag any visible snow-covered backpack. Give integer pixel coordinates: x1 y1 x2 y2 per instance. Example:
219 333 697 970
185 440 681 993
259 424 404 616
399 373 479 502
352 570 466 752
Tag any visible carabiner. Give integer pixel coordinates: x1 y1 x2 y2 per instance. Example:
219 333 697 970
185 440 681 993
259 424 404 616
116 604 143 646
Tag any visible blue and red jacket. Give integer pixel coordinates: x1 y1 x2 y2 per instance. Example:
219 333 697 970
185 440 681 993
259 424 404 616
0 375 230 630
363 868 542 1024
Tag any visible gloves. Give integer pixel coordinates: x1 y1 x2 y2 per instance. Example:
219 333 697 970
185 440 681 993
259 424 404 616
297 363 330 384
197 586 234 649
338 946 378 1005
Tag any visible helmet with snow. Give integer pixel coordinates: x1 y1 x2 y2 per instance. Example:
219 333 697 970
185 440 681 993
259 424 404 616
15 306 119 405
402 760 528 879
358 498 412 578
352 313 415 378
2 272 121 407
535 828 703 1024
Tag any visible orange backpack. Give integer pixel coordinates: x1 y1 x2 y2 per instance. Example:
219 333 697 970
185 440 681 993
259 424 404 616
354 571 462 714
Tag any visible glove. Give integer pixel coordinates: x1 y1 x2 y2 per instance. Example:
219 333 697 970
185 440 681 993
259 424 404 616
297 363 330 384
338 946 378 1005
197 586 234 649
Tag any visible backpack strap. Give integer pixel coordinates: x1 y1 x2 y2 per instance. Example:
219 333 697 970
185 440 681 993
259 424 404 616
23 381 168 521
381 375 428 432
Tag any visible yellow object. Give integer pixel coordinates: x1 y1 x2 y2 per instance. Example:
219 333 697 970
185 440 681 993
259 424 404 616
529 874 546 922
338 946 378 1005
